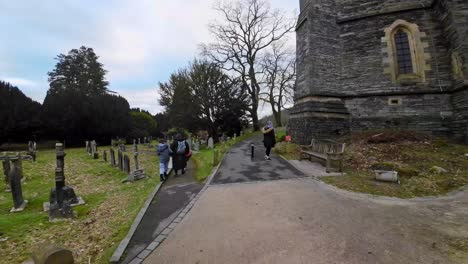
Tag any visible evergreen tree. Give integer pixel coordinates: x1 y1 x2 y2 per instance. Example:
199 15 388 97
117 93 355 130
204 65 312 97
0 81 42 144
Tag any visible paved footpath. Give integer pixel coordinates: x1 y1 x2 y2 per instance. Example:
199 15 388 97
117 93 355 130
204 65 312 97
144 137 468 264
122 161 203 263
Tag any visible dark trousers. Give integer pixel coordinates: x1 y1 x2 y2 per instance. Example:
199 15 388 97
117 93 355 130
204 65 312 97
265 146 271 156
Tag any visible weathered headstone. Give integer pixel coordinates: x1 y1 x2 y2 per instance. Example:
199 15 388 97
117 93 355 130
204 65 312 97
2 157 11 191
123 155 130 175
207 137 214 149
187 138 192 148
47 143 84 221
91 140 99 159
85 141 91 155
119 144 126 152
123 144 146 182
28 141 37 162
110 148 116 167
9 155 28 212
234 134 237 140
138 138 141 145
103 150 108 162
117 149 123 171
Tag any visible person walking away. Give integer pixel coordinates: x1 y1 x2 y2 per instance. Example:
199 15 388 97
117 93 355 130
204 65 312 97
157 139 171 182
170 133 190 176
262 121 276 160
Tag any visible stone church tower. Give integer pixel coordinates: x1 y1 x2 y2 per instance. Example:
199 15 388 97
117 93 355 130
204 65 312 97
289 0 468 144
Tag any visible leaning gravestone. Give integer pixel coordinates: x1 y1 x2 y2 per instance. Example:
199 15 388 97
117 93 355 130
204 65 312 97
207 137 214 149
46 143 85 221
8 154 28 212
110 148 116 167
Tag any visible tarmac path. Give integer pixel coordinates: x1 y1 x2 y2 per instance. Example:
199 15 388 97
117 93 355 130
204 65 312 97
144 137 468 264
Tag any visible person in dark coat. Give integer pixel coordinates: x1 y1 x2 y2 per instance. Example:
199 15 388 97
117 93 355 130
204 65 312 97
170 133 190 176
262 120 276 160
157 139 171 182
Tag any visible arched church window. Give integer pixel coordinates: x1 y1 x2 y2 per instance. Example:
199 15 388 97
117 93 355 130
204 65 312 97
394 30 414 75
382 20 429 84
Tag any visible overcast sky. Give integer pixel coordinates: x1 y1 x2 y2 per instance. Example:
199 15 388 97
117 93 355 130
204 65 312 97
0 0 297 115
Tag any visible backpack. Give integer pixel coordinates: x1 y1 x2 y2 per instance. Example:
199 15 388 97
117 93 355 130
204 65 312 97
176 141 186 154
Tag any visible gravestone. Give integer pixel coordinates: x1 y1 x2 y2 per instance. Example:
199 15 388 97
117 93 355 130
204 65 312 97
117 149 123 171
28 141 37 162
2 157 11 191
47 143 85 221
240 130 244 136
133 139 136 145
193 140 200 152
119 144 126 152
110 148 116 167
234 134 237 140
138 138 141 145
103 150 108 162
91 140 99 159
85 141 91 155
207 137 214 149
187 138 192 148
4 154 28 212
123 144 146 182
227 137 231 142
123 155 130 175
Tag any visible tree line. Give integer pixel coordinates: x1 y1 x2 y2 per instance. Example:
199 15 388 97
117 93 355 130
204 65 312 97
0 47 156 146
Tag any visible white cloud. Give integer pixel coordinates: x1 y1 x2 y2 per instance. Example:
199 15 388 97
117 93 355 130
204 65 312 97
116 88 163 114
2 77 39 88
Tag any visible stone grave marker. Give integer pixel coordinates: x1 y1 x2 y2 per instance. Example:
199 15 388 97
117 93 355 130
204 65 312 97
123 144 146 182
117 149 123 171
207 137 214 149
110 148 116 167
91 140 99 159
2 154 28 212
28 141 37 162
2 156 11 191
123 154 130 175
103 150 108 162
85 141 91 155
46 143 85 221
138 138 141 145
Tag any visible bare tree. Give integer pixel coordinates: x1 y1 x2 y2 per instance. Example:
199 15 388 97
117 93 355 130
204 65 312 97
201 0 295 131
260 42 296 127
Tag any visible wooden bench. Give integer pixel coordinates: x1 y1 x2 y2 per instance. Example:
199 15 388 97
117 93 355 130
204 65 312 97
300 139 346 173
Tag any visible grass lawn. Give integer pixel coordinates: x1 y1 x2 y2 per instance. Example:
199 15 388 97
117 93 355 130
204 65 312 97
276 131 468 198
192 132 259 182
0 144 160 264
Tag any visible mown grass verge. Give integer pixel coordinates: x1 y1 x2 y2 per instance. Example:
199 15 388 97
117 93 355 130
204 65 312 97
0 145 160 263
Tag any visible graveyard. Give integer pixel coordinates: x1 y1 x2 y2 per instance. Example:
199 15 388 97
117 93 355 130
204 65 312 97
0 142 160 263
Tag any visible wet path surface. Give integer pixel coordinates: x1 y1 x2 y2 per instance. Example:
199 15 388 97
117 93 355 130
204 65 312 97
122 161 202 263
211 136 304 185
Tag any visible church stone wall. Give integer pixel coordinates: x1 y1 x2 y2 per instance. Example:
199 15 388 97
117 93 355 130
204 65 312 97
291 0 468 143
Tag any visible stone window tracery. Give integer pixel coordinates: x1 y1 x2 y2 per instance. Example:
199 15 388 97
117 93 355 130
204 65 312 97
382 20 431 85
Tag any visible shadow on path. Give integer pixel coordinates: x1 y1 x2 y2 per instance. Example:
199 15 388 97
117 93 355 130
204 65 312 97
121 161 203 263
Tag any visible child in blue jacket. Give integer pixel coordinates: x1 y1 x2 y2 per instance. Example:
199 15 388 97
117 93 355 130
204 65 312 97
157 139 171 182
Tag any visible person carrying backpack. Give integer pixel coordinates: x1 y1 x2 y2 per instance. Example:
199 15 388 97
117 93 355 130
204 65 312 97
170 133 190 176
